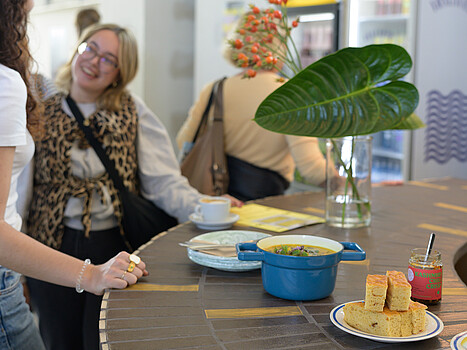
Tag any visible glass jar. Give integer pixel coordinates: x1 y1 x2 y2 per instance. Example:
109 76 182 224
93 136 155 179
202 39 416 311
408 248 443 305
325 136 372 228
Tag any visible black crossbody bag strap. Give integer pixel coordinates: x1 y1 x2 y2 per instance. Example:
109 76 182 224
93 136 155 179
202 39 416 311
65 95 127 192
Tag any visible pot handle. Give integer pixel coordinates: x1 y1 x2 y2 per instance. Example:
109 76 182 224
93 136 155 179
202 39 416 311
236 243 265 261
340 242 366 261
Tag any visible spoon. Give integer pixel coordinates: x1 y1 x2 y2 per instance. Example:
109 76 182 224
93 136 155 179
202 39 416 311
424 232 436 262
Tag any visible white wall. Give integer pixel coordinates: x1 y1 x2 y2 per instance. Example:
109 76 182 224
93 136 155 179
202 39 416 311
193 0 264 99
29 1 101 79
143 0 195 146
29 0 195 149
99 0 145 98
411 1 467 180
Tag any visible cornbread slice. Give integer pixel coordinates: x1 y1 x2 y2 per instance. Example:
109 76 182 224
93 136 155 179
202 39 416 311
409 301 428 334
343 301 427 337
365 275 388 312
386 271 412 311
344 301 402 337
399 306 413 337
396 301 428 336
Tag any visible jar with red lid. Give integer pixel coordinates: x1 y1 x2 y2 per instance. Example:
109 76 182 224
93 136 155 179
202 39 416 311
408 248 443 305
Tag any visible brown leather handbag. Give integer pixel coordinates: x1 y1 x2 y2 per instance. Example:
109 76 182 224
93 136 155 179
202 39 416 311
180 77 228 196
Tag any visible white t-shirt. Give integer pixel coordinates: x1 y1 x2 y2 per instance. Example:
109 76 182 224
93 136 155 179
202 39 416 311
0 64 35 230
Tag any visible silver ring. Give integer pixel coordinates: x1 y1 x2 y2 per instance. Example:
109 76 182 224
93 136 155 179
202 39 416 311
129 254 141 265
121 271 127 280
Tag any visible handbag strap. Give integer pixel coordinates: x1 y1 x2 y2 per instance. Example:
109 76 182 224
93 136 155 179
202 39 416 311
211 77 227 195
192 77 226 142
65 95 127 193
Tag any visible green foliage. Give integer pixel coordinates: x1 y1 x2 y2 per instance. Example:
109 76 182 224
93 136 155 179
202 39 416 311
254 44 424 138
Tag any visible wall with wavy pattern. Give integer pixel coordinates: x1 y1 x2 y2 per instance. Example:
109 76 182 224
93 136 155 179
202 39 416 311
411 1 467 180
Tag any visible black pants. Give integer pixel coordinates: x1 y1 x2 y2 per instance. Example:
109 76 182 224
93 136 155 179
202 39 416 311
27 226 129 350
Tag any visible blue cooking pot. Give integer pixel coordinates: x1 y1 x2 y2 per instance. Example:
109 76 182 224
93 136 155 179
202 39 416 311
237 235 366 301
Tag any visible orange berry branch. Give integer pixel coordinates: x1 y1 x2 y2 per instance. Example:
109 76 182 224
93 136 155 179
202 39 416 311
227 0 302 79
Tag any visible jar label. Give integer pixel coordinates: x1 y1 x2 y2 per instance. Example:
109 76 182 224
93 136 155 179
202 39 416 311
407 266 442 300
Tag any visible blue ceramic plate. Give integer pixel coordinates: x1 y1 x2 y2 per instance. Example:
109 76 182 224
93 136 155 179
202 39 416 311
451 330 467 350
187 230 271 272
330 300 444 343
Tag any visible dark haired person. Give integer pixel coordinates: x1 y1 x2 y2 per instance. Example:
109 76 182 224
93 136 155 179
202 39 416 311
0 2 147 349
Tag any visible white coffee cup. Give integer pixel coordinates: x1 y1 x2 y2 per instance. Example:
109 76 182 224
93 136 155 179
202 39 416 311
195 196 231 222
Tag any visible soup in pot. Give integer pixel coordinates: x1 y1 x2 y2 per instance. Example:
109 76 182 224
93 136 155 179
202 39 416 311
266 244 335 257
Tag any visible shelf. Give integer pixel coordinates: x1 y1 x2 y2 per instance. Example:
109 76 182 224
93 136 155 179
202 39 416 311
372 169 402 183
373 147 403 160
359 14 409 23
33 0 100 14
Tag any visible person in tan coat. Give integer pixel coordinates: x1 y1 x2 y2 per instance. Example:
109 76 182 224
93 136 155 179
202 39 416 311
177 13 326 201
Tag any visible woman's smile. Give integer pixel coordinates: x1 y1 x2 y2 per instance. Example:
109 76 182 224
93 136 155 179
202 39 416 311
70 29 120 102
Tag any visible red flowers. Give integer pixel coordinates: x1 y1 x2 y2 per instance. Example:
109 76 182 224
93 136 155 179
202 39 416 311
247 69 257 78
228 1 299 79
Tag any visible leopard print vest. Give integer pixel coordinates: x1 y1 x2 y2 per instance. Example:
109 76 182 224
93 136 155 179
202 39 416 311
27 93 139 249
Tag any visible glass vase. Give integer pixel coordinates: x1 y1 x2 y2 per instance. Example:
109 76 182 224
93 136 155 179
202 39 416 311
325 136 372 228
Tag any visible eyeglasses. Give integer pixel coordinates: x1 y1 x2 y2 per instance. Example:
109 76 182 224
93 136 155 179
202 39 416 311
77 42 119 71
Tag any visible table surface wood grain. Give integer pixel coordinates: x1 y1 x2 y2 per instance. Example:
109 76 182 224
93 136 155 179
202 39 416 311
100 177 467 350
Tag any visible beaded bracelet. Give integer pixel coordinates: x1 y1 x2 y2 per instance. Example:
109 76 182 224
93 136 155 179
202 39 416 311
76 258 91 293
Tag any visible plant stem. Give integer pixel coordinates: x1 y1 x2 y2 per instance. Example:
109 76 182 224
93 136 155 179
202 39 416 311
331 138 371 226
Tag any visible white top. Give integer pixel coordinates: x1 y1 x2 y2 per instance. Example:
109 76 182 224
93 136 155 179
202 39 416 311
60 94 202 230
0 64 35 231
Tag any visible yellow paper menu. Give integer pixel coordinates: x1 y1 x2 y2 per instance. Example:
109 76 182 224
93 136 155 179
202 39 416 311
230 204 324 232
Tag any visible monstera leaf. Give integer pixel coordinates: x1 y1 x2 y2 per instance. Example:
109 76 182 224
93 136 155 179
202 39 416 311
254 44 424 138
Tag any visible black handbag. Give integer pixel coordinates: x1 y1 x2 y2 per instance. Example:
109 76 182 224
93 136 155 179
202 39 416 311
226 155 290 202
66 95 177 251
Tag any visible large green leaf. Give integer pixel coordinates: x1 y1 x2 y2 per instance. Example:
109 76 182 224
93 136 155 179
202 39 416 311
393 113 425 130
254 44 422 138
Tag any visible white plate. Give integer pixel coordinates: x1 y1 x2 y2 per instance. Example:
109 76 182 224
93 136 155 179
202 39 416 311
451 330 467 350
330 300 444 343
186 230 270 272
189 213 239 230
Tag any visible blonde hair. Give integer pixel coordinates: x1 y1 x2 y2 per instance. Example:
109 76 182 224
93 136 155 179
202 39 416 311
55 23 138 111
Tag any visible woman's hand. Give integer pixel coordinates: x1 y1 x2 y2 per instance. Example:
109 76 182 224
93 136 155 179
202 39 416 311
84 252 148 295
222 194 244 208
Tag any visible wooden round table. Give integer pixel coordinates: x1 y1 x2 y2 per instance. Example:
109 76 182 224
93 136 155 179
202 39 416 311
100 178 467 350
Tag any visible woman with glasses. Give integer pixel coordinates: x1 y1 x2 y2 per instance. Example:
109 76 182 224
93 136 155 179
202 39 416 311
0 4 148 350
25 23 242 350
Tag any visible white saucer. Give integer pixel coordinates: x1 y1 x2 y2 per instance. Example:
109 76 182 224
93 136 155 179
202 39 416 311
189 213 239 230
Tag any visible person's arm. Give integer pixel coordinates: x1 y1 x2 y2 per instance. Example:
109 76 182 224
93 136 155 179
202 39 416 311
134 95 242 222
16 159 33 232
0 147 146 295
134 95 202 222
286 135 327 187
